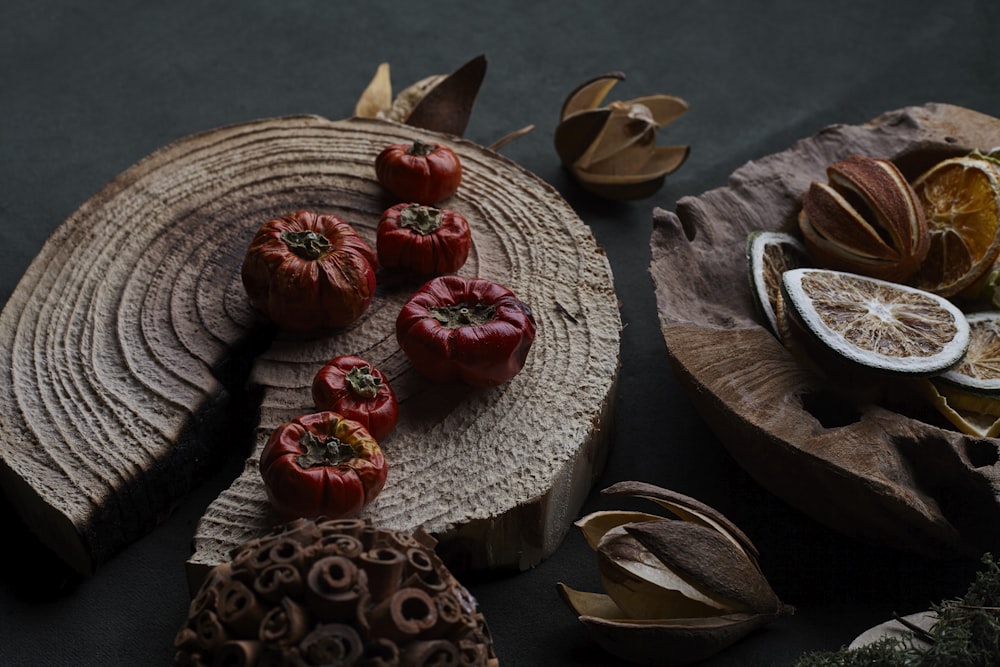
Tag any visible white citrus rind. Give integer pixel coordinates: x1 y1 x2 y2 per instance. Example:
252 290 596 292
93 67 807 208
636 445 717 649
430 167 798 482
938 311 1000 394
781 268 970 376
746 230 807 335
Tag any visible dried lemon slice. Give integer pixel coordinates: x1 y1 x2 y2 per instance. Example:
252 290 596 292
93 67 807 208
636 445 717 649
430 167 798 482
937 311 1000 395
910 153 1000 297
746 230 809 336
781 268 970 376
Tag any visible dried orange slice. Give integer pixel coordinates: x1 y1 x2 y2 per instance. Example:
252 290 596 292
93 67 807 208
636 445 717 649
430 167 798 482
745 230 809 336
781 268 969 376
920 379 1000 437
910 153 1000 297
938 311 1000 395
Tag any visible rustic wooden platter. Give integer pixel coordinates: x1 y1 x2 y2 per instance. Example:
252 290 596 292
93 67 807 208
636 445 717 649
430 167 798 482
0 115 621 586
651 103 1000 560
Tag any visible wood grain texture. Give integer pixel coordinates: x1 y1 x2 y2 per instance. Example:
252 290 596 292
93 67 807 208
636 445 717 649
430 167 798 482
651 103 1000 559
0 115 621 581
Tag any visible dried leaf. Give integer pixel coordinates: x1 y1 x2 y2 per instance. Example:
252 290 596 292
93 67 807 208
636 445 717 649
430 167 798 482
560 71 625 120
404 54 487 136
354 62 392 119
625 521 786 616
601 481 758 558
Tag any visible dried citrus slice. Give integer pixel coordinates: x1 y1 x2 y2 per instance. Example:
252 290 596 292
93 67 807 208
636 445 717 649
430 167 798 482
746 230 809 336
910 153 1000 297
781 268 969 376
920 379 1000 438
937 311 1000 395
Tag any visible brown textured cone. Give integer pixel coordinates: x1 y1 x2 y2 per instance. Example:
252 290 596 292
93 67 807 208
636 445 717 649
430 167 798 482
625 521 788 616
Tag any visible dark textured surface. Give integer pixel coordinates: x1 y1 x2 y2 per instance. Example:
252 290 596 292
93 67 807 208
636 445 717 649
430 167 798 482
1 1 998 665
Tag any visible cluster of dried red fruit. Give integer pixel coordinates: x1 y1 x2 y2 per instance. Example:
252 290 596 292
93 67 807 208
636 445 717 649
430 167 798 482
240 139 537 522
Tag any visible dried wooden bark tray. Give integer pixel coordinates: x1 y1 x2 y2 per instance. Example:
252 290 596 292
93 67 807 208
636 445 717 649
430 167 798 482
651 103 1000 560
0 115 621 586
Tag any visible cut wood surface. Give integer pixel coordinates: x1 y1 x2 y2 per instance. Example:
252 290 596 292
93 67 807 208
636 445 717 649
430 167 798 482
0 115 621 584
651 103 1000 559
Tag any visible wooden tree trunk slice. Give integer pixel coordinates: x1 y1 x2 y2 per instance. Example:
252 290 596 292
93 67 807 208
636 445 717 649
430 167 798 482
651 103 1000 560
0 115 621 584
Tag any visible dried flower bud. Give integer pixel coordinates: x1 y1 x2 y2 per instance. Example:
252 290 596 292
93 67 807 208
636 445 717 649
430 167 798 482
557 481 793 666
555 73 689 200
175 517 499 667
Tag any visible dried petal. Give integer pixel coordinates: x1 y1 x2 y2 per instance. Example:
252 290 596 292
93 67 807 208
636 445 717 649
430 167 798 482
577 611 779 667
403 54 487 137
582 144 690 178
560 71 625 120
556 583 628 620
601 481 759 559
576 96 688 169
554 107 612 166
354 62 392 119
574 510 665 550
597 525 727 619
625 521 787 616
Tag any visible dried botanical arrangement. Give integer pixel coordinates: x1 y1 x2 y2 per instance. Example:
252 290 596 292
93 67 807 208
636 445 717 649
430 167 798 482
554 72 689 200
174 517 499 666
557 481 793 666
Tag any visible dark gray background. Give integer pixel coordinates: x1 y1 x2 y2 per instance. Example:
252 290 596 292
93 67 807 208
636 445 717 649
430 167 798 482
1 1 997 665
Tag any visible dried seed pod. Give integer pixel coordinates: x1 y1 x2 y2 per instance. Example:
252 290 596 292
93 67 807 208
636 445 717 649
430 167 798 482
798 155 930 281
555 72 689 200
557 482 793 666
175 517 499 667
354 56 488 138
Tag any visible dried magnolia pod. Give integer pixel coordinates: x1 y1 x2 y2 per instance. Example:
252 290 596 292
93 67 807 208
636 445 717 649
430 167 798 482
798 155 930 282
557 481 793 666
555 72 689 200
175 517 499 667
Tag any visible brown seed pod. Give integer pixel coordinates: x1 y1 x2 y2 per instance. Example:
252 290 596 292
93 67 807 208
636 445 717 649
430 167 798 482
557 482 793 666
555 73 690 200
798 155 930 282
